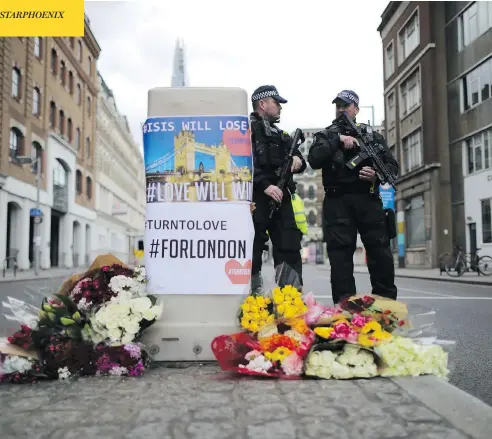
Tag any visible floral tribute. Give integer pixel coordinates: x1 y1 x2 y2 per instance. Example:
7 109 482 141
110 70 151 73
212 263 452 381
212 284 315 377
0 255 162 384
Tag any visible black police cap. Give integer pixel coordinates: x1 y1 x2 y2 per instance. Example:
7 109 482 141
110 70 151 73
251 85 287 104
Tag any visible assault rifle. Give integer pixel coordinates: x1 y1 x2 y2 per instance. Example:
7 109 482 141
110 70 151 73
268 128 305 219
342 112 398 191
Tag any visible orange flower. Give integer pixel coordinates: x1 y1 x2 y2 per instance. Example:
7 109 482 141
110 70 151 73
259 334 299 352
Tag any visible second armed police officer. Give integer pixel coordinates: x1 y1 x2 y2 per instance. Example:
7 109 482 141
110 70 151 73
308 90 398 304
250 85 306 292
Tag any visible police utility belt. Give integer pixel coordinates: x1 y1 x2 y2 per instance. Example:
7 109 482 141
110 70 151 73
324 183 378 197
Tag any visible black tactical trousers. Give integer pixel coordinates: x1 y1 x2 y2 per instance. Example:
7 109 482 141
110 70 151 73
252 189 303 284
323 192 397 304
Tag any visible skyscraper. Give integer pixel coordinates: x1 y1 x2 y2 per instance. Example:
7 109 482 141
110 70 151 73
171 38 188 87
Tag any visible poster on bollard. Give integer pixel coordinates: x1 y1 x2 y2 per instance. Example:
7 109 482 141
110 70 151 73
143 115 254 295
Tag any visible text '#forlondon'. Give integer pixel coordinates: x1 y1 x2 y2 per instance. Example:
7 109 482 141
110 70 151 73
148 238 247 259
143 115 253 203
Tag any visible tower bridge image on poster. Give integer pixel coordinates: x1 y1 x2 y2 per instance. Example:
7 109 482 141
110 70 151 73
144 116 253 203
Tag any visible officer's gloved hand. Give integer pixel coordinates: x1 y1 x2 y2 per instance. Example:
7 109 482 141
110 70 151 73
264 185 283 202
340 135 359 150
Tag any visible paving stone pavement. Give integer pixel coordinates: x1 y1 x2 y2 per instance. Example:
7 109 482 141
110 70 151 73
0 364 490 439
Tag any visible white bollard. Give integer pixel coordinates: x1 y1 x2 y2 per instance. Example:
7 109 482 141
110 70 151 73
141 87 254 361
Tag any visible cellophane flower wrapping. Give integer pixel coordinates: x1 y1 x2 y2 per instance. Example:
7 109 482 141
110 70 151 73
304 295 455 380
212 262 315 378
0 255 162 383
373 302 456 379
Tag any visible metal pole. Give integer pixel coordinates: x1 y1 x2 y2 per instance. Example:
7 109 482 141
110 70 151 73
371 105 375 127
34 156 41 276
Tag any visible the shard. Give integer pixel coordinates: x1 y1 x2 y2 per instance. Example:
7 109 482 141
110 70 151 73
171 38 189 87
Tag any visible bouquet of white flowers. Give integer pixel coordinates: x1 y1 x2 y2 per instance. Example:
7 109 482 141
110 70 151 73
374 336 452 379
305 344 378 379
85 290 163 346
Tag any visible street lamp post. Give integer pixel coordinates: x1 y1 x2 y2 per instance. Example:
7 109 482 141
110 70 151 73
359 105 375 127
34 156 41 276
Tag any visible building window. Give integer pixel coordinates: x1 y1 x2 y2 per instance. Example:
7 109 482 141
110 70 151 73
405 194 425 246
67 118 73 142
68 71 74 94
59 110 65 136
75 128 81 150
466 128 492 174
76 170 82 194
50 48 57 74
385 41 394 78
34 37 42 58
77 40 82 62
402 129 422 173
86 176 92 199
308 185 315 200
53 160 67 187
307 211 317 226
12 67 21 99
458 2 492 50
86 138 91 157
462 57 492 111
32 87 41 115
400 69 420 116
49 101 56 127
386 92 395 125
482 198 492 244
398 10 420 64
31 142 42 174
9 128 23 159
76 84 81 105
87 96 91 117
60 61 66 86
88 56 92 76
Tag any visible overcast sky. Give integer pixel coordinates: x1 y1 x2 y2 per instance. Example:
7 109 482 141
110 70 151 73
85 0 389 147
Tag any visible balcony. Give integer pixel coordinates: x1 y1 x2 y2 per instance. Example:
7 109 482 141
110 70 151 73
53 184 68 213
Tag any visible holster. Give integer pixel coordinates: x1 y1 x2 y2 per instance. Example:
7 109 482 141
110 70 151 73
385 208 397 239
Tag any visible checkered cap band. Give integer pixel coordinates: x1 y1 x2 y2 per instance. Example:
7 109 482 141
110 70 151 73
337 91 359 105
252 90 279 101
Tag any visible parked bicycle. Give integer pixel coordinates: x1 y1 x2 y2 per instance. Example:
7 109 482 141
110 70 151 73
2 254 19 278
440 244 492 277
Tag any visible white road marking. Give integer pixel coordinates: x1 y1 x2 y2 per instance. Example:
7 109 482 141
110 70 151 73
314 295 492 300
398 296 492 300
398 288 451 297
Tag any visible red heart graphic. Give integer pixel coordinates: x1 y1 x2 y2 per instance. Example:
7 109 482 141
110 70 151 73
225 259 252 284
222 129 252 156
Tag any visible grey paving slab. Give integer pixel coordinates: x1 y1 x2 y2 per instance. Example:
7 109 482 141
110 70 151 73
0 364 491 439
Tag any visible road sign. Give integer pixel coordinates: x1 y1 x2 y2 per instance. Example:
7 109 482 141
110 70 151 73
379 184 395 210
30 208 42 217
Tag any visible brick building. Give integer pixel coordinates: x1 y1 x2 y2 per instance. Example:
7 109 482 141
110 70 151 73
0 16 101 270
379 1 492 265
378 2 453 267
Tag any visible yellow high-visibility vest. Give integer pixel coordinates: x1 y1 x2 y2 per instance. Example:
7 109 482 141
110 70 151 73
265 194 308 237
292 194 308 235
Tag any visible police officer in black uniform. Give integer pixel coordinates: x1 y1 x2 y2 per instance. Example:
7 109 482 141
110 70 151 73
308 90 398 304
250 85 307 292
